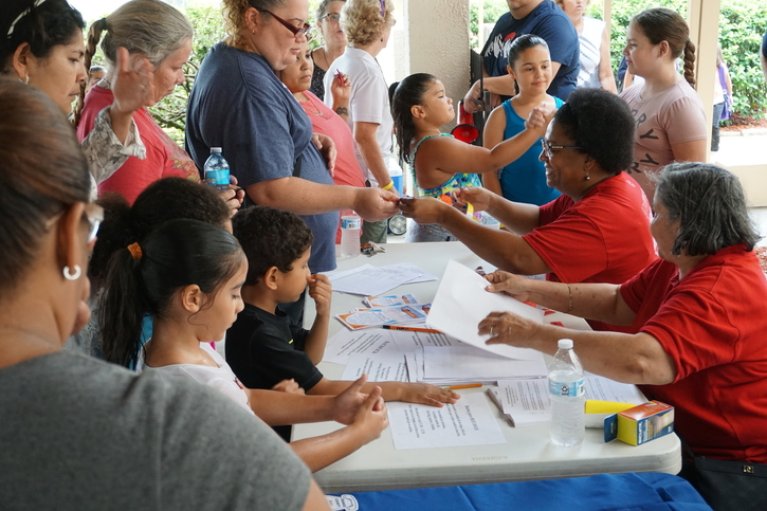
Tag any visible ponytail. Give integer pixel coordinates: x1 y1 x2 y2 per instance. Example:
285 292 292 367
391 73 436 165
682 39 696 88
99 246 147 368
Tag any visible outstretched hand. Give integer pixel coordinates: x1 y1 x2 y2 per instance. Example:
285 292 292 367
525 101 557 136
455 187 493 212
399 382 460 407
398 197 448 224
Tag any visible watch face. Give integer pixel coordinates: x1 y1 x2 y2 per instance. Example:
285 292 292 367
388 214 407 235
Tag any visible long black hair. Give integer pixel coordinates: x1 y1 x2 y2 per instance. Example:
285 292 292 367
1 0 85 73
99 219 245 368
391 72 437 165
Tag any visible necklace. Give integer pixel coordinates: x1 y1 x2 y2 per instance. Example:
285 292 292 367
300 94 330 120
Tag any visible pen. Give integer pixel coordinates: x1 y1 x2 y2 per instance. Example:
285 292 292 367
382 325 441 334
445 383 483 390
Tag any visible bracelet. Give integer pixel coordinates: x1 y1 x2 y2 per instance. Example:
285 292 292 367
381 181 394 191
566 284 574 313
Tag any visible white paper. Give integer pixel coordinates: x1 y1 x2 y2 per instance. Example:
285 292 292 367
328 264 426 296
423 345 547 384
322 329 399 365
583 372 645 403
341 351 409 382
494 379 551 425
387 392 506 449
427 260 545 360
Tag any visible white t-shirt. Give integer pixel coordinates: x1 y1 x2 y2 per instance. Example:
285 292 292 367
145 343 253 414
324 46 400 186
578 17 604 89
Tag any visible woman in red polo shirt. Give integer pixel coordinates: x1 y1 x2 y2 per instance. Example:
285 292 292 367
480 162 767 508
400 88 656 332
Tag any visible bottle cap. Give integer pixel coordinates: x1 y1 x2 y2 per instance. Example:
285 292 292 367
210 147 222 153
558 338 573 350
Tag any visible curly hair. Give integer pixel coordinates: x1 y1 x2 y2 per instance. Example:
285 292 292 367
632 8 696 88
553 88 635 175
223 0 286 43
655 163 760 256
343 0 394 47
232 205 313 285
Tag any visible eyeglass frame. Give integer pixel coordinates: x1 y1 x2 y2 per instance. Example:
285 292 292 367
540 139 583 160
84 203 104 243
259 8 311 38
319 12 341 23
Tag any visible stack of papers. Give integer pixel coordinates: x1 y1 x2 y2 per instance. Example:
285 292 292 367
486 373 645 427
325 263 437 296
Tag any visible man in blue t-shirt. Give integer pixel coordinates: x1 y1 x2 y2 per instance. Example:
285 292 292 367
464 0 579 110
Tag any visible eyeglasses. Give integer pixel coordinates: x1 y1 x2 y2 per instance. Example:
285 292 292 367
261 9 311 38
83 203 104 243
540 139 583 160
320 12 341 23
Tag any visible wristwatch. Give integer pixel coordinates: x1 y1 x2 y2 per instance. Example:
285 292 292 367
388 214 407 236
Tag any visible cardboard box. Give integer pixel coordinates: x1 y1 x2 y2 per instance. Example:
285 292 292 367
604 401 674 445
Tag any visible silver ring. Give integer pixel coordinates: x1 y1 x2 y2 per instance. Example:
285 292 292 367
490 326 494 336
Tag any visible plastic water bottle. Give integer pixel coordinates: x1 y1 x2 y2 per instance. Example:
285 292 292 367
203 147 230 190
338 211 361 259
548 338 585 447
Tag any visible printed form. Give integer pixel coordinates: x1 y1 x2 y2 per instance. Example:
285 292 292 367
387 392 506 449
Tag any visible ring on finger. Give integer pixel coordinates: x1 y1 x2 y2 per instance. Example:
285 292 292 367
490 325 494 336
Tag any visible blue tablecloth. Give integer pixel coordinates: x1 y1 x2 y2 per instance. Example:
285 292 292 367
326 472 711 511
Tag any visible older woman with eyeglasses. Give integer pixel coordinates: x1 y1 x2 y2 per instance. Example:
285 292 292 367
479 163 767 508
309 0 346 100
400 88 656 332
186 0 398 280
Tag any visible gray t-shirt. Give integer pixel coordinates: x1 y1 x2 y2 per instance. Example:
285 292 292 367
0 350 310 510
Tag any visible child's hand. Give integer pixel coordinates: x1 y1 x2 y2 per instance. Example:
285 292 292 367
455 187 492 212
349 385 388 444
399 383 460 407
332 374 373 425
525 102 557 135
308 273 332 317
271 378 305 395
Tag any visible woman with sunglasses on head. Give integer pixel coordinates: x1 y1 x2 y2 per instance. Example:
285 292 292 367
309 0 346 100
186 0 398 283
1 0 149 192
0 78 329 511
401 88 656 332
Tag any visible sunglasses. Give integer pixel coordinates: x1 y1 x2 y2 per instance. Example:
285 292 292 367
261 9 311 38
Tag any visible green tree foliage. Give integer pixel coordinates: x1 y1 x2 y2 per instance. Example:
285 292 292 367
149 5 226 144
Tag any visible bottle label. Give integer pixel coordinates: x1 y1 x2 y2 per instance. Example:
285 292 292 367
549 378 585 397
205 169 230 187
341 216 361 230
